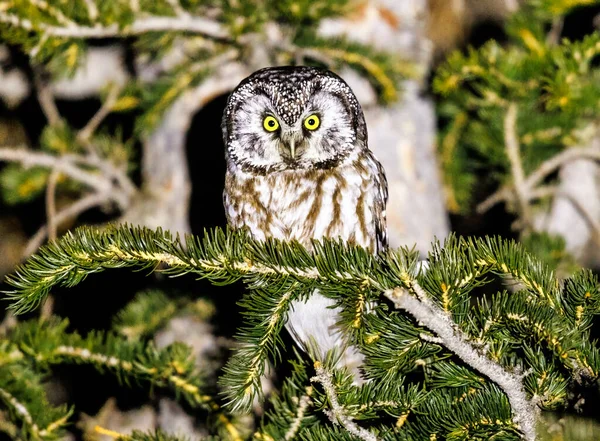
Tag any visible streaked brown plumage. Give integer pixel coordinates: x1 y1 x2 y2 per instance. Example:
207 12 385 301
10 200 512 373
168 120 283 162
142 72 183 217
222 66 388 377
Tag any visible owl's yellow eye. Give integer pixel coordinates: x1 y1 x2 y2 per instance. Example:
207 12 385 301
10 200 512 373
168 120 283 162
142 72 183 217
304 114 320 131
263 116 279 132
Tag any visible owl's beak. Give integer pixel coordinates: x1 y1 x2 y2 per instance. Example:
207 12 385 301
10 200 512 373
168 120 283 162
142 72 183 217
287 138 296 159
281 132 302 161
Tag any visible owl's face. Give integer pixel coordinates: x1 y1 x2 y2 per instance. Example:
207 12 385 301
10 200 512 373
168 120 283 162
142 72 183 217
222 66 368 173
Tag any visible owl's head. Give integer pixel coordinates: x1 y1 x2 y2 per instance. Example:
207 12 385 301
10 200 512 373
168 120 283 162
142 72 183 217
222 66 368 173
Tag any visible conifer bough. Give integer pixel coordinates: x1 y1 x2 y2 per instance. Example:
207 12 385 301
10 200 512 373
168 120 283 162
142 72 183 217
4 224 600 440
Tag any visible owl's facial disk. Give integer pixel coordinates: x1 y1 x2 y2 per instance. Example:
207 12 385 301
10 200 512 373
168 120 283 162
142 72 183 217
226 90 361 173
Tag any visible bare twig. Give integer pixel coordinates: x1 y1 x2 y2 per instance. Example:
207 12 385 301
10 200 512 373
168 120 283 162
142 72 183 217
166 0 189 17
504 103 532 228
528 185 557 201
33 69 61 127
40 295 54 321
0 147 129 207
546 16 564 46
0 13 230 41
478 118 600 217
479 148 600 214
311 363 380 441
0 148 121 199
385 286 538 441
82 0 99 21
477 185 558 214
0 312 17 336
476 187 511 214
74 154 138 198
0 147 107 189
526 147 600 191
78 83 122 143
23 192 111 256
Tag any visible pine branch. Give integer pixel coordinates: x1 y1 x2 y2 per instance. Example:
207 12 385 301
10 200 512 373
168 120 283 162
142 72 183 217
434 23 600 218
385 286 538 441
3 225 378 315
8 318 211 409
5 225 600 437
0 363 72 441
112 290 182 341
95 428 202 441
77 83 123 144
283 389 313 440
219 284 307 412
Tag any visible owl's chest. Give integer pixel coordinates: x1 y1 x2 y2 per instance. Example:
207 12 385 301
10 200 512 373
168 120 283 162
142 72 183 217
224 166 374 249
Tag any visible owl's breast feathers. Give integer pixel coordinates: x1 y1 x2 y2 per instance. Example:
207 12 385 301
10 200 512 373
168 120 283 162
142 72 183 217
224 150 388 253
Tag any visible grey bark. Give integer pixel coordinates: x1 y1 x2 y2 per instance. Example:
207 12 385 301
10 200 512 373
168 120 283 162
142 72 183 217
319 0 450 255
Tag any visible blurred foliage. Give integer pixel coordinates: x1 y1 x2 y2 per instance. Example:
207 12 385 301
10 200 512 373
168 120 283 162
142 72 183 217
435 1 600 214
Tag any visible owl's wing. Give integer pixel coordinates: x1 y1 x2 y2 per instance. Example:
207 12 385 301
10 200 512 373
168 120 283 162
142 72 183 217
370 151 389 253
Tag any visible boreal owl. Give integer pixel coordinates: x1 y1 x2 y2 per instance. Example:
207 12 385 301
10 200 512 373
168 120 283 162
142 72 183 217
222 66 388 377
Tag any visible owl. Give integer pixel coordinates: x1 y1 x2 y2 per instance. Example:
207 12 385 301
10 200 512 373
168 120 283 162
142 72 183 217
222 66 388 377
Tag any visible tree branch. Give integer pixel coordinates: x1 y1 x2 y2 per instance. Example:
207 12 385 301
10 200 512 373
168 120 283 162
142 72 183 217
0 147 131 208
385 286 538 441
476 187 511 214
82 0 99 21
311 363 379 441
504 103 532 229
0 389 36 437
0 13 230 41
33 69 61 127
546 16 564 46
73 154 138 199
526 147 600 191
28 0 77 27
477 147 600 214
23 192 111 257
0 148 109 191
77 83 122 144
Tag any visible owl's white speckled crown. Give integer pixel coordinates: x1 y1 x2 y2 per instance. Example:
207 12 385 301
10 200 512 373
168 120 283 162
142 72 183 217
222 65 366 142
